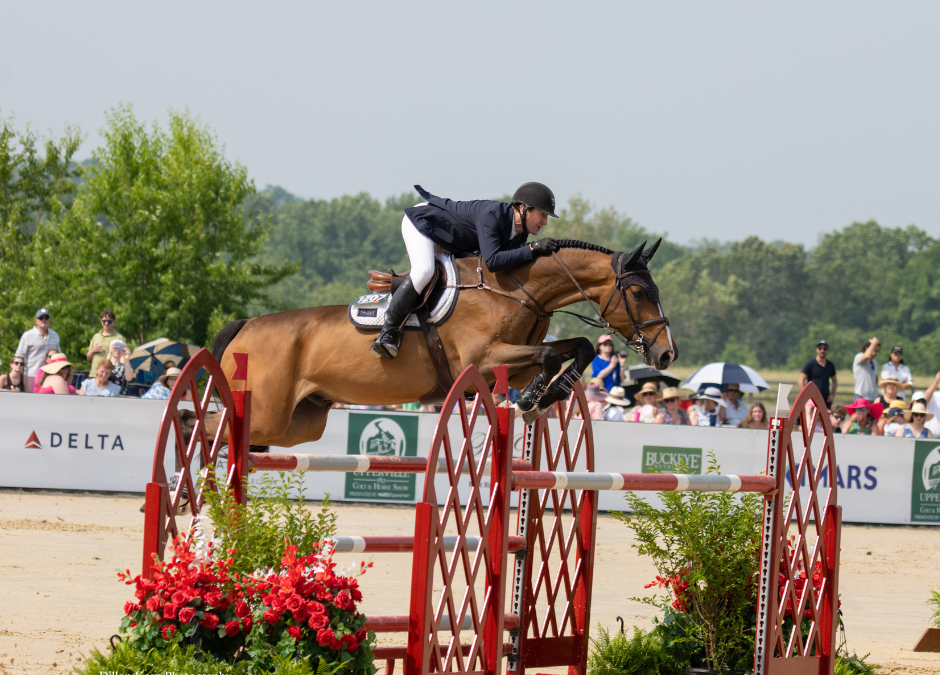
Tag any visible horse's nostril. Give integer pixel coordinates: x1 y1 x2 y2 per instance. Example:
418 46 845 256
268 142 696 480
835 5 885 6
659 352 673 369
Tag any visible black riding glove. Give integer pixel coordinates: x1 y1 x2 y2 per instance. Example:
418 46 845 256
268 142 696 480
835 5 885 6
530 238 560 256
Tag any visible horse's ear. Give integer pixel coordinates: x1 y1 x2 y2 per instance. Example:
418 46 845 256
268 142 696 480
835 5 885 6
624 241 646 268
643 238 662 263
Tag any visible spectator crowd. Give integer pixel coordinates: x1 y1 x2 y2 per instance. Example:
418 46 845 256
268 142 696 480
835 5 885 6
580 334 939 439
2 310 938 442
0 307 181 400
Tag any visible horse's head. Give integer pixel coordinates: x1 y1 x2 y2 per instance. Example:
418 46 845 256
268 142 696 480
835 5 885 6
606 239 677 370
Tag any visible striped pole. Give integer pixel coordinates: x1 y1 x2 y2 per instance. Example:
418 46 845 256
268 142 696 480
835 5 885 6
367 613 520 633
249 453 532 474
511 471 776 493
326 535 526 554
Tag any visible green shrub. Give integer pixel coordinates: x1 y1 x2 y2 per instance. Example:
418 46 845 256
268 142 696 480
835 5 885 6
834 651 881 675
615 453 762 673
928 590 940 628
587 624 686 675
202 469 338 576
78 640 325 675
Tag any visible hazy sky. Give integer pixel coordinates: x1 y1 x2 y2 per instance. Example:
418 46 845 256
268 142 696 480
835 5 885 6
3 2 938 246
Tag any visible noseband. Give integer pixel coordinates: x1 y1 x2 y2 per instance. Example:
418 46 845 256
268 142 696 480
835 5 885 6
551 252 670 356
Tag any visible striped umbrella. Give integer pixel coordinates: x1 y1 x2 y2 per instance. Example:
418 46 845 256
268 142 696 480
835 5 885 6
128 338 201 383
679 362 770 394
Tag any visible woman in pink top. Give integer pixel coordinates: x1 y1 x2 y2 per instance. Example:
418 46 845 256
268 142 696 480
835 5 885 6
35 353 77 395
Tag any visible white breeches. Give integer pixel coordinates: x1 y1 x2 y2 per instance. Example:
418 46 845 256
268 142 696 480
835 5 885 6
401 212 436 293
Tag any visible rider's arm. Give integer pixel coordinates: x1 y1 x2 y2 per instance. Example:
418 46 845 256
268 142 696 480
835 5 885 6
478 206 533 272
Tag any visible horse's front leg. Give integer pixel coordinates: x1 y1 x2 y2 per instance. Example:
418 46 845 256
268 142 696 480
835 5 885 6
483 343 562 420
537 337 596 409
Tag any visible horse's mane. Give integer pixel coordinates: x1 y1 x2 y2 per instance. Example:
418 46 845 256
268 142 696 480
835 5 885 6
553 239 615 255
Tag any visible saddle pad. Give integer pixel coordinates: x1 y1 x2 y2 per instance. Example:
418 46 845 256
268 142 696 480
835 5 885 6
348 251 459 331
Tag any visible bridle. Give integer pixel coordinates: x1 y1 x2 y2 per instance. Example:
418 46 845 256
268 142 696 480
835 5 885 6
450 250 672 356
549 252 671 356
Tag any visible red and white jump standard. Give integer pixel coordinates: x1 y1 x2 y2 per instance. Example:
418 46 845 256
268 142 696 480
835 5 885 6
142 350 840 675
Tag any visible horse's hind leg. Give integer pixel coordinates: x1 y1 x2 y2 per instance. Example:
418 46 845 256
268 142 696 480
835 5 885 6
263 397 332 448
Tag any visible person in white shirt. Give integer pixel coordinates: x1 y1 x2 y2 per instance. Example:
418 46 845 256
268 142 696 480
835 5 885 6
718 383 748 426
78 360 121 397
14 308 61 378
921 379 940 438
852 337 881 402
602 386 631 422
880 346 914 401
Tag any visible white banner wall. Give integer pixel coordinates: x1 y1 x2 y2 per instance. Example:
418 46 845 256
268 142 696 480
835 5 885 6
2 393 937 526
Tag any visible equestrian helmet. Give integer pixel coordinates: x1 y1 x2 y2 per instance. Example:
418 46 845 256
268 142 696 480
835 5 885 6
512 182 559 218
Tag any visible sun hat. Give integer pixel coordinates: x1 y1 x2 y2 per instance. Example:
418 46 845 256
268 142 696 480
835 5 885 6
584 381 608 402
109 339 128 352
878 375 902 391
885 406 906 420
694 386 725 406
659 386 681 401
904 401 935 422
844 398 883 420
634 381 660 403
159 366 182 386
39 353 73 375
605 386 631 407
912 391 927 403
596 334 613 346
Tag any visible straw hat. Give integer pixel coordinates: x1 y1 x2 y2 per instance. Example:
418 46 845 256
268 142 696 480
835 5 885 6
633 381 659 403
904 401 934 423
158 367 182 386
881 400 906 418
605 386 631 407
39 353 73 375
658 386 681 401
878 375 908 391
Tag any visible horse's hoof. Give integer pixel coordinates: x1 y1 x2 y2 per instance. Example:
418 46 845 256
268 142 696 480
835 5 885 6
522 407 548 425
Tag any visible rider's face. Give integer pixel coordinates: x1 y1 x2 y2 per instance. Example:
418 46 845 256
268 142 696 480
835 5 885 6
515 206 549 236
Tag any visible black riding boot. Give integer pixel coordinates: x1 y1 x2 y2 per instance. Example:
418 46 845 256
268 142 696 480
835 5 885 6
369 277 421 359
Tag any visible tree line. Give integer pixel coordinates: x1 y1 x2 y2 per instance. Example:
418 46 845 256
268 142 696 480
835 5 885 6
3 109 937 374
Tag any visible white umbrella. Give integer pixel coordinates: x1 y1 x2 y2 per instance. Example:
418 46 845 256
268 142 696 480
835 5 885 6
679 362 770 394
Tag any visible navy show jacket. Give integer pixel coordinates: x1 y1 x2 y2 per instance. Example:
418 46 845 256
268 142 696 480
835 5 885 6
405 185 533 272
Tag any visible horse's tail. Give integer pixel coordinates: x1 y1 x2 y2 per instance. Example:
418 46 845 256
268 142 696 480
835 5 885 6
212 319 248 363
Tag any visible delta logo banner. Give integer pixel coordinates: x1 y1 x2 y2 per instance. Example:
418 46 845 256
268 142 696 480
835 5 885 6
344 413 419 502
911 441 940 523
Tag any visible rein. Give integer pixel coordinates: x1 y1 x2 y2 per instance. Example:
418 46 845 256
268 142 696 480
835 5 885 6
448 252 670 355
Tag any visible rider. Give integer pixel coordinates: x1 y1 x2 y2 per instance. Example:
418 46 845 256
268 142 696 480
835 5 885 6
370 183 561 359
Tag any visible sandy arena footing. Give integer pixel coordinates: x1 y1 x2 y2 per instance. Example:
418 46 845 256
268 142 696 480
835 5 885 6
0 490 938 675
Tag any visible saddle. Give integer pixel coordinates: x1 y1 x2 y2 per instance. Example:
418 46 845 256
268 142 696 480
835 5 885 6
349 252 460 404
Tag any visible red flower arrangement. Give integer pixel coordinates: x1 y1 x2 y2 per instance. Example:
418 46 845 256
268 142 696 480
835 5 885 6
118 534 249 660
241 542 373 669
118 535 375 670
644 569 691 613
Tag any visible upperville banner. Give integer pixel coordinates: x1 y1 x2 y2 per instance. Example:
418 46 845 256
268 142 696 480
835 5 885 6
0 392 933 526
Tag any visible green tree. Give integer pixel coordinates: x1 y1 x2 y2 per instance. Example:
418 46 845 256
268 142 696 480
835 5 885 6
73 105 295 347
896 243 940 341
807 220 933 333
0 114 83 362
258 190 419 309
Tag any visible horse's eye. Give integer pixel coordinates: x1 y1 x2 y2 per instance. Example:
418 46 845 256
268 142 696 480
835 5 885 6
632 290 645 301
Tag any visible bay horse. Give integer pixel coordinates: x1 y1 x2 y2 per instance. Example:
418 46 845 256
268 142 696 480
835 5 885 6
208 239 676 447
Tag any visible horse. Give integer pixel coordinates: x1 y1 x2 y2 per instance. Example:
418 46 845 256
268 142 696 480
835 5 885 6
207 238 676 447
